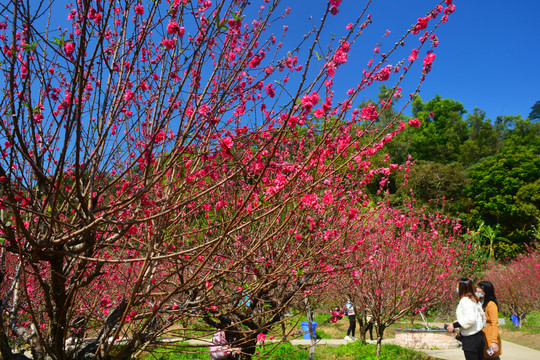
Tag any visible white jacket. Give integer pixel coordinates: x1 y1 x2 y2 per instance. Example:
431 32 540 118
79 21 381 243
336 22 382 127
456 297 486 336
345 302 355 316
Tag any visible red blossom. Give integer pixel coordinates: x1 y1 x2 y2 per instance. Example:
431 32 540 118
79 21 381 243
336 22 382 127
413 16 430 33
221 137 233 149
0 0 458 357
135 4 144 15
444 4 456 14
408 48 419 61
160 38 176 50
372 65 391 81
249 55 263 68
63 42 75 56
422 51 436 73
408 118 421 128
167 22 181 35
360 103 379 120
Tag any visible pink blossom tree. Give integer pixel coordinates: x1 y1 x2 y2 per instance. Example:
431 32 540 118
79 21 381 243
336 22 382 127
484 247 540 327
0 0 458 358
334 201 463 356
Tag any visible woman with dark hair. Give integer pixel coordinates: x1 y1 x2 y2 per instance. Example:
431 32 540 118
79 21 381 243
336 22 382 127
446 278 486 360
477 281 502 359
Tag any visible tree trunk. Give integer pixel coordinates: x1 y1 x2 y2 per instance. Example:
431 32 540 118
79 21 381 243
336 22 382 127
50 254 67 360
375 325 385 357
357 311 369 343
239 337 257 360
305 298 316 360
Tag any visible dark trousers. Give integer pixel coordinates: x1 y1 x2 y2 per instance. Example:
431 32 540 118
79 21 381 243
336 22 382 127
366 321 374 340
461 331 485 360
347 315 356 337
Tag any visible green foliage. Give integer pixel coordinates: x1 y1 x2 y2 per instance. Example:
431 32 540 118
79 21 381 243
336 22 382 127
496 115 540 154
500 310 540 334
515 179 540 220
402 161 469 214
409 95 468 164
316 341 433 360
141 344 209 360
365 93 540 259
466 152 540 256
143 342 433 360
259 342 310 359
460 108 500 165
51 33 70 47
21 40 40 52
458 226 491 275
528 100 540 120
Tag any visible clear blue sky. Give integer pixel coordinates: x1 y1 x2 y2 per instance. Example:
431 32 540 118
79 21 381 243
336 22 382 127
279 0 540 121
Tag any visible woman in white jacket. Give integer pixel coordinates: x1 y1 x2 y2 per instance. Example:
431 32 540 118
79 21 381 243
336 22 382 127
446 278 486 360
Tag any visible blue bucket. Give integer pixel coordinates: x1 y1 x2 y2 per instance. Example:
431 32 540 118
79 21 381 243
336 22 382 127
301 321 317 339
510 314 519 326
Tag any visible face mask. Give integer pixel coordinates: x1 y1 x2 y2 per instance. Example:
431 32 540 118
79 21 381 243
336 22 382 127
476 292 484 298
456 287 459 294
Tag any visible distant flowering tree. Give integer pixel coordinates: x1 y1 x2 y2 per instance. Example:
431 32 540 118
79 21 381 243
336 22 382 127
0 0 457 358
484 247 540 327
335 202 462 356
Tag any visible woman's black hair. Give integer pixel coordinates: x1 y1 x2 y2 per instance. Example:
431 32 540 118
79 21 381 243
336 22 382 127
478 280 499 309
458 278 479 302
217 315 237 344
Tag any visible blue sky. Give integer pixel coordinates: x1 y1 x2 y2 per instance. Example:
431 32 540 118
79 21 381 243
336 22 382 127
30 0 540 123
280 0 540 121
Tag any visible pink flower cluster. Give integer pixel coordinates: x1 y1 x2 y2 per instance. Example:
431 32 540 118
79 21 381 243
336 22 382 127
167 21 185 36
360 103 379 121
408 118 421 128
422 52 436 73
329 0 342 15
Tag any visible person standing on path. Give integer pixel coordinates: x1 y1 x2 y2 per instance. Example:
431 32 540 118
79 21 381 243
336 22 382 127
344 299 356 341
477 281 502 359
446 278 486 360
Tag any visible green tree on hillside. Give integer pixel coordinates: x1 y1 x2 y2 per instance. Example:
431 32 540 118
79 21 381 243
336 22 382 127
403 161 469 214
495 115 540 154
409 95 468 163
515 178 540 229
459 108 500 166
529 100 540 120
466 152 540 257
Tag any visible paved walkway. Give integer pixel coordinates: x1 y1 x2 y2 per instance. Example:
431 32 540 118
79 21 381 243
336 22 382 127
290 338 540 360
420 340 540 360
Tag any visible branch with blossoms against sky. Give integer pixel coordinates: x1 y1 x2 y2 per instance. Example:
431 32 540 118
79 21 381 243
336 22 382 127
0 0 457 358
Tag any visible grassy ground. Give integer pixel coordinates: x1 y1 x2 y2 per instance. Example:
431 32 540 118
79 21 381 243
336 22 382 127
142 311 540 359
498 311 540 350
142 341 437 360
